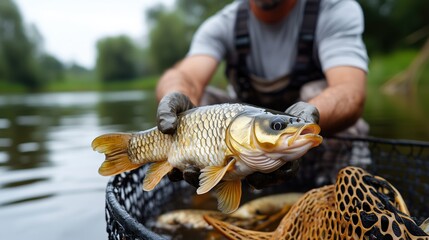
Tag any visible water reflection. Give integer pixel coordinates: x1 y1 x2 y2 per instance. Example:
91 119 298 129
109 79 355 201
0 88 427 240
0 90 156 240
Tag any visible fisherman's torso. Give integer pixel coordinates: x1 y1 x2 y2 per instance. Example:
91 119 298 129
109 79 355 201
225 0 310 80
225 0 324 110
188 0 368 111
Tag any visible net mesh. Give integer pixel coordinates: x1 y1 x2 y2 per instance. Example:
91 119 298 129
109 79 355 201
104 136 429 240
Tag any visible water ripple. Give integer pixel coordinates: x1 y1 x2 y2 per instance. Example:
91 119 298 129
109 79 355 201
0 119 10 129
18 142 40 153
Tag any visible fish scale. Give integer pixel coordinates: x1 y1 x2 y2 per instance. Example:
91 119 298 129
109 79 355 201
129 129 172 163
169 104 242 168
92 103 322 213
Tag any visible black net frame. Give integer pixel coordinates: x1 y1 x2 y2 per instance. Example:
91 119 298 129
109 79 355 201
105 136 429 240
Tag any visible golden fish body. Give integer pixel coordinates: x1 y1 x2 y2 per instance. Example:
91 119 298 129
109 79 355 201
131 104 244 169
92 103 322 213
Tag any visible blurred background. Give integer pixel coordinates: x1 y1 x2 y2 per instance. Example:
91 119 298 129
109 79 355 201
0 0 428 239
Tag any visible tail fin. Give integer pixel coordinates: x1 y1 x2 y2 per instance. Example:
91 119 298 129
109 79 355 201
91 133 141 176
204 215 273 240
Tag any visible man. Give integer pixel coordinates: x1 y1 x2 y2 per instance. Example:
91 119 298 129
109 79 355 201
156 0 368 189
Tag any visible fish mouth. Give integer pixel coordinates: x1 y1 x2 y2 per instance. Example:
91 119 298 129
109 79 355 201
287 123 323 147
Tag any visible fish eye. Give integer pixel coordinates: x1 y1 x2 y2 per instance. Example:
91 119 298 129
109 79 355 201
270 118 287 131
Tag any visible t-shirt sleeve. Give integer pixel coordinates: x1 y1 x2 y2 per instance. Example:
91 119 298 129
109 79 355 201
187 8 234 61
317 0 369 72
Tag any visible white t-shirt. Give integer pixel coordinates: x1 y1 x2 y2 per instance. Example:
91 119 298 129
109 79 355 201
187 0 368 81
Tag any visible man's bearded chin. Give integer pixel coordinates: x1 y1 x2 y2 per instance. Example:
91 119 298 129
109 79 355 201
252 0 286 10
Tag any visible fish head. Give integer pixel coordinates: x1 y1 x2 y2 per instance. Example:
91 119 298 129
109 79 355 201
226 110 323 173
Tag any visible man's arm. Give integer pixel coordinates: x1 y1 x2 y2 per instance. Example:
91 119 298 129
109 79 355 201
308 66 366 135
156 55 219 105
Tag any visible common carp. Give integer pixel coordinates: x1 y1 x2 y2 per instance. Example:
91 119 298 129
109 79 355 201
92 103 322 213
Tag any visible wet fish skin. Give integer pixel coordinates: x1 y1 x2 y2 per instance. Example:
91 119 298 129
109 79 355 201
92 103 322 213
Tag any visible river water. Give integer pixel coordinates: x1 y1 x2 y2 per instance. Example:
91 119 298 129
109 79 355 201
0 89 427 239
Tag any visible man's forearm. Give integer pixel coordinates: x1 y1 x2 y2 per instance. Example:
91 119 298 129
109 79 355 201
309 66 367 135
156 55 219 105
156 68 202 105
308 84 365 135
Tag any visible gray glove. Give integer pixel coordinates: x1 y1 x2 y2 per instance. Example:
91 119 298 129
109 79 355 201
245 160 300 189
285 101 320 124
163 99 319 190
157 92 195 134
157 92 199 185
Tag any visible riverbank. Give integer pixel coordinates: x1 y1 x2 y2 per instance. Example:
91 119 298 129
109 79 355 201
0 49 427 94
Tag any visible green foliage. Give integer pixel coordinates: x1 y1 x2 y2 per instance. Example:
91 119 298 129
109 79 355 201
0 80 26 92
0 0 42 89
41 64 100 92
359 0 429 54
39 54 65 82
148 11 190 72
99 75 159 91
96 35 138 82
176 0 231 29
367 49 419 85
146 0 231 73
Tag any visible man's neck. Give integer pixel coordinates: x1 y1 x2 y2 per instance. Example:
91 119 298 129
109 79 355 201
250 0 297 24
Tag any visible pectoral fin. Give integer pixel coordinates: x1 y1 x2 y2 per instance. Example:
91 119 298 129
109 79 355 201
197 159 236 195
203 215 274 240
143 161 173 191
215 180 242 214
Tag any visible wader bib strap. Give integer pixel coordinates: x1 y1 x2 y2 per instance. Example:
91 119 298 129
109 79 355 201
226 0 324 110
290 0 324 87
231 1 252 100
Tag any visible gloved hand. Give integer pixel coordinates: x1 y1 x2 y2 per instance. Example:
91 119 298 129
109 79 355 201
167 160 299 189
285 101 320 124
157 92 195 134
157 92 199 185
165 100 319 189
245 160 299 189
167 165 201 188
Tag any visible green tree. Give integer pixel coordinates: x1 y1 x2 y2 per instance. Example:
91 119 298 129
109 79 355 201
39 54 64 82
96 35 138 82
147 10 190 72
146 1 230 73
176 0 231 29
0 0 42 89
359 0 429 54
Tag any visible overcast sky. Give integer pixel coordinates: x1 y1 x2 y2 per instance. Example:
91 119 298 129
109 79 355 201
14 0 174 68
